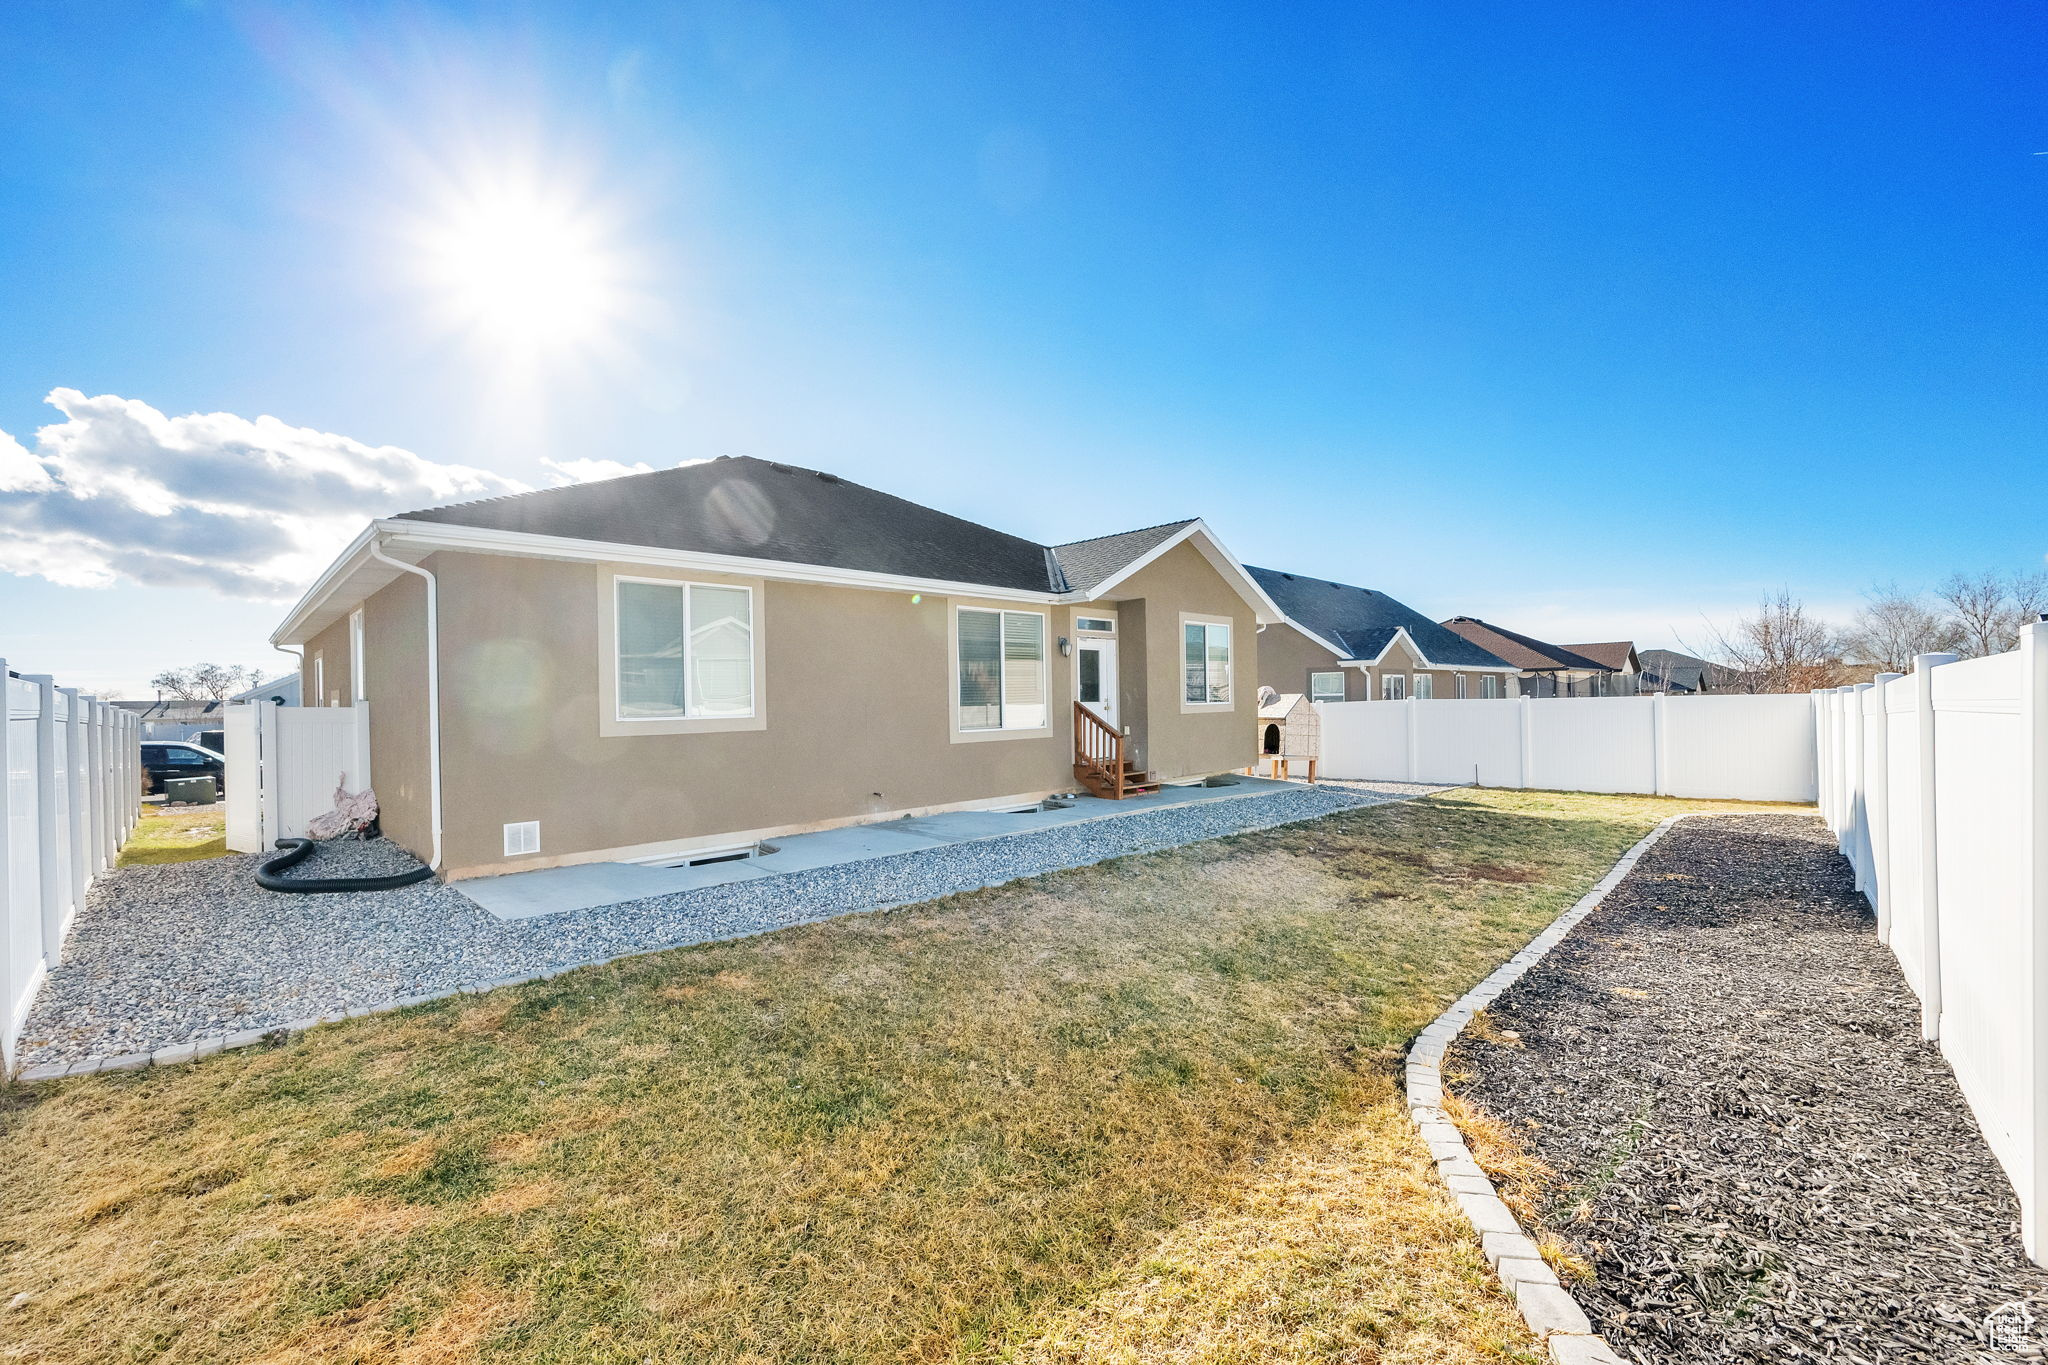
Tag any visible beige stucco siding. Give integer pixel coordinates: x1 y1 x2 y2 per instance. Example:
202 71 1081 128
427 553 1080 876
1257 623 1358 700
1090 540 1257 780
335 536 1261 879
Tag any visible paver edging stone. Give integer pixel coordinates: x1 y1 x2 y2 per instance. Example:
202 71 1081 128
1407 813 1684 1365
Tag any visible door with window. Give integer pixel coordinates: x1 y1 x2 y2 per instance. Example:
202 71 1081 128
1075 636 1118 726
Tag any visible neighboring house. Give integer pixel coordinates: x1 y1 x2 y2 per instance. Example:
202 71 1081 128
1437 618 1625 698
1561 641 1643 694
232 672 301 707
1248 568 1520 702
1638 648 1742 695
272 456 1283 881
112 697 229 743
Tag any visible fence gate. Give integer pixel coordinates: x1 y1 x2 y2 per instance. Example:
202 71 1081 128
225 702 370 853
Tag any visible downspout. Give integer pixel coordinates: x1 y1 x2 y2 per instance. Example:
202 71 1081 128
367 540 444 872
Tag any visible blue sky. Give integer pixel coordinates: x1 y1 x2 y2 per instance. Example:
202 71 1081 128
1 1 2041 694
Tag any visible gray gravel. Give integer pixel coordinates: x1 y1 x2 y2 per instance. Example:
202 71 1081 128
20 781 1430 1068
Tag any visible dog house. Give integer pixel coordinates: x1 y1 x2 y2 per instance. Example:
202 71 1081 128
1250 687 1320 782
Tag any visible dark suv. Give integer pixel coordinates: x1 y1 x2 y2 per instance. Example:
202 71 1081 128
140 740 226 797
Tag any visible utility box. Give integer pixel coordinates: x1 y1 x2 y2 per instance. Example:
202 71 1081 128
165 775 218 805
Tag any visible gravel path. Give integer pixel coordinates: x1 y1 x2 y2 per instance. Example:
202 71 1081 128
1450 814 2048 1365
20 781 1433 1069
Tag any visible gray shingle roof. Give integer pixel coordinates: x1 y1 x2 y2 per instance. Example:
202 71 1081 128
1244 567 1513 669
399 456 1060 592
398 456 1201 599
1049 520 1197 596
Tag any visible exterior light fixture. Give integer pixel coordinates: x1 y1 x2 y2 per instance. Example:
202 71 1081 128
1058 636 1072 656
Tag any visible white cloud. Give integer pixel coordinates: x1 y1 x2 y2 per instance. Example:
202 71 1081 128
0 389 527 599
541 456 654 485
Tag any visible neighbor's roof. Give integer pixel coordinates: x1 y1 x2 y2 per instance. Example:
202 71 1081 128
1245 567 1514 670
1562 641 1638 671
1437 618 1613 673
398 456 1061 593
110 698 227 722
1638 648 1738 693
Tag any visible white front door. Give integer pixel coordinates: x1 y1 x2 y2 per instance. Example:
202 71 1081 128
1076 637 1118 727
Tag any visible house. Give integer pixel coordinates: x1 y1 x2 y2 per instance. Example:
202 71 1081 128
233 673 301 707
1248 568 1520 701
270 456 1283 881
1437 618 1627 697
1561 640 1643 695
1638 648 1740 695
112 697 228 743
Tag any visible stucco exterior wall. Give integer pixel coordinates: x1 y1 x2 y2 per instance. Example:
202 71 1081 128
1094 540 1258 780
334 535 1261 879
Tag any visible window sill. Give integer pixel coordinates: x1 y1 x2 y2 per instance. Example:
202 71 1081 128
950 724 1053 745
598 712 767 738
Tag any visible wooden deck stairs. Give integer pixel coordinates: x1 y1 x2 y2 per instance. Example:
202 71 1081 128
1073 702 1160 800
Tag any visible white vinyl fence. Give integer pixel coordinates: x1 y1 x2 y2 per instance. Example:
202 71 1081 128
1318 693 1818 802
225 701 370 853
2 661 141 1071
1818 623 2048 1261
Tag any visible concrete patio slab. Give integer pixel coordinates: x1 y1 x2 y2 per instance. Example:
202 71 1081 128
456 775 1301 922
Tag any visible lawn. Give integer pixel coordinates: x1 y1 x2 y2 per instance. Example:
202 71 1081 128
2 789 1792 1365
117 803 228 867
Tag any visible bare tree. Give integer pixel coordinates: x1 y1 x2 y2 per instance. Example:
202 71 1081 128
1939 571 2012 657
1839 585 1961 675
1700 590 1846 694
150 663 262 701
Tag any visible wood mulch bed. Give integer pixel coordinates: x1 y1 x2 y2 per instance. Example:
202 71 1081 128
1448 813 2048 1364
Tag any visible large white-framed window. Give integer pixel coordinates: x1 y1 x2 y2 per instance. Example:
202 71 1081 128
1180 615 1233 709
613 576 756 721
1381 672 1406 701
1454 673 1469 699
349 609 367 704
955 606 1047 735
1481 675 1501 699
1413 674 1434 699
596 571 767 738
1309 670 1345 703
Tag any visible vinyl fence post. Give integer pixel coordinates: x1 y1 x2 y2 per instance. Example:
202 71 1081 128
25 677 59 962
1849 682 1875 887
1517 694 1533 789
0 659 12 1068
1914 652 1958 1042
1404 695 1419 783
1650 690 1669 796
1867 673 1902 942
59 689 85 914
2020 622 2048 1263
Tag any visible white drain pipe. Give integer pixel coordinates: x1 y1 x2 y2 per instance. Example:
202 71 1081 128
368 540 444 872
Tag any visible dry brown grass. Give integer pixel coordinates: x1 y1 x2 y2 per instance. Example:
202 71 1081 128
1 788 1790 1363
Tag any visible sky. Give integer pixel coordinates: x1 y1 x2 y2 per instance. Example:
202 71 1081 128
1 1 2042 695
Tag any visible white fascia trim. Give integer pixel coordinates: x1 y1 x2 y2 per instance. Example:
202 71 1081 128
386 520 1068 603
1077 520 1286 624
274 519 1069 645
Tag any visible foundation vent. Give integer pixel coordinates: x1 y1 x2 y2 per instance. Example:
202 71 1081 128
503 821 541 857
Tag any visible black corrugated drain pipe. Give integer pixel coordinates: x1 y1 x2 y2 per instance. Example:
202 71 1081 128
256 837 435 893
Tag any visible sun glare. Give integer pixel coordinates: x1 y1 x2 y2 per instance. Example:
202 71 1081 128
414 167 636 360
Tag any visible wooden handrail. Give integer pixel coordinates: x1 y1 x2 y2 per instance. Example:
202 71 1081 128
1074 701 1124 800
